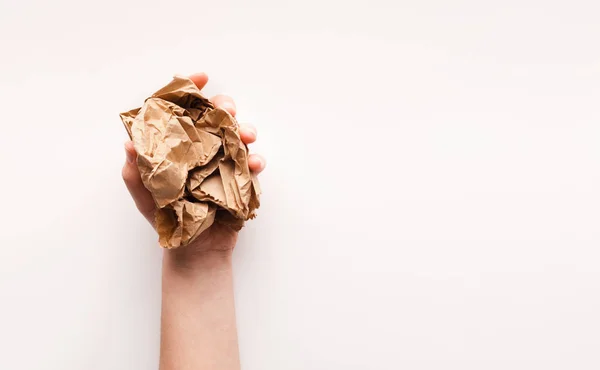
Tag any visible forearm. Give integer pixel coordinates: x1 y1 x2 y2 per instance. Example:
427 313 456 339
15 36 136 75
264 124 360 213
159 250 240 370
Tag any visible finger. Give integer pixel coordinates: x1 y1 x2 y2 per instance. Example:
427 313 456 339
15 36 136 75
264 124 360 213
239 124 257 144
210 94 236 116
248 154 266 174
189 73 209 90
122 141 156 224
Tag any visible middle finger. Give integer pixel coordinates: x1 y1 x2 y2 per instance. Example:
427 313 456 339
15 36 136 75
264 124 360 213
210 94 236 117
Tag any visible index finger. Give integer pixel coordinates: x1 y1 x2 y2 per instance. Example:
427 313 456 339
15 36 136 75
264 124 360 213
189 72 209 90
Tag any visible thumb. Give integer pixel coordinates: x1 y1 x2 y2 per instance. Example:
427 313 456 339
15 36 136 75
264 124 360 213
122 141 156 225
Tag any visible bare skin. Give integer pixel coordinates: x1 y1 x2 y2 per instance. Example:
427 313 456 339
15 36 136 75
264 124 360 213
121 72 266 370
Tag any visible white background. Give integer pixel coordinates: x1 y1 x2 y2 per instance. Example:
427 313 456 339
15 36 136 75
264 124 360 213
1 0 599 369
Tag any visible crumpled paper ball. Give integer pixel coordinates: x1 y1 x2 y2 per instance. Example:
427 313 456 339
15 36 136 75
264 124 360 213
120 76 260 248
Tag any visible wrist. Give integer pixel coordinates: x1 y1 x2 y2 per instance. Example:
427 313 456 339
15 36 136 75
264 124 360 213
163 248 233 275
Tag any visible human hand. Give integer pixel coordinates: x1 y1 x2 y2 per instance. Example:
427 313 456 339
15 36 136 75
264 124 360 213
122 72 266 264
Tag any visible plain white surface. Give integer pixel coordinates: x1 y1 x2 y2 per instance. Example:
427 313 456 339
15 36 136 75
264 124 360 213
1 0 599 369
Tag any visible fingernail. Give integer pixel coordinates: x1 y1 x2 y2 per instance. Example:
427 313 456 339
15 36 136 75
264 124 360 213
125 147 135 164
248 125 257 137
220 101 235 112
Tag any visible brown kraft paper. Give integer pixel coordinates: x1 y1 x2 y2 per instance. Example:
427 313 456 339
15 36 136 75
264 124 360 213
120 76 261 249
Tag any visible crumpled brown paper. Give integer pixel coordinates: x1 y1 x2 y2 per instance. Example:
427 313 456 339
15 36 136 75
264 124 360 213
120 76 260 249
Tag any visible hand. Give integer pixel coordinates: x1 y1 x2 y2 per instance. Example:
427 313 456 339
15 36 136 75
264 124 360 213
122 73 266 263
